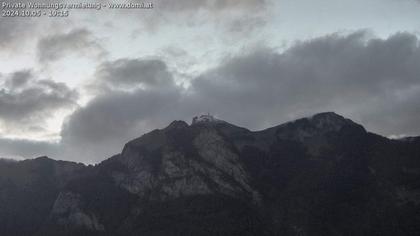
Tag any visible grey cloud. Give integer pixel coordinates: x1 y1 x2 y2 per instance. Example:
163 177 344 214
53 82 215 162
0 70 78 126
59 32 420 163
96 59 174 89
59 58 183 163
6 31 420 163
37 28 105 63
4 70 32 89
187 31 420 135
0 0 64 49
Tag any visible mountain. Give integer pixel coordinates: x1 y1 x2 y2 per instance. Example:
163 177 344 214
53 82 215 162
0 157 86 235
0 112 419 235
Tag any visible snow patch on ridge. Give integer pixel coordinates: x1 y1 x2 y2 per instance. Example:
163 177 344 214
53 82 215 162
192 113 223 124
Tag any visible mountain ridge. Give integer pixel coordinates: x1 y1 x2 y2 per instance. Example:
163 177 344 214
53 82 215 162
1 111 387 164
1 112 419 236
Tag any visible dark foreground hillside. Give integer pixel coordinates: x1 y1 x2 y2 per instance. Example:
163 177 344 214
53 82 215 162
1 112 419 236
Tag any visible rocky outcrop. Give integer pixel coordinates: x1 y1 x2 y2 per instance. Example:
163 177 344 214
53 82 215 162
193 128 260 203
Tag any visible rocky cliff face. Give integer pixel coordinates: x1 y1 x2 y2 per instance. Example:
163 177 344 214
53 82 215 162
1 112 419 236
99 120 258 203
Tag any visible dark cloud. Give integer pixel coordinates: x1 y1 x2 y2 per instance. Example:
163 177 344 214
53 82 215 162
59 88 182 163
37 28 105 63
96 59 174 89
187 31 420 135
4 70 32 89
0 70 78 127
59 58 183 163
4 31 420 163
59 31 420 163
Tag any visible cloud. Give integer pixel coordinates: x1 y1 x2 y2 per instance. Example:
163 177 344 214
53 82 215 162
0 0 65 49
37 28 106 63
96 58 174 89
4 70 32 89
63 31 420 163
0 16 35 49
4 31 420 163
187 31 420 134
0 70 78 137
59 58 183 163
59 88 182 163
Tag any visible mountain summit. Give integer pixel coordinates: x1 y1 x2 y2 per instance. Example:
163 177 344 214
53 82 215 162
0 112 419 236
191 113 224 125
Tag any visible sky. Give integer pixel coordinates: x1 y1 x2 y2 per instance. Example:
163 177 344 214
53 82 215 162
0 0 420 163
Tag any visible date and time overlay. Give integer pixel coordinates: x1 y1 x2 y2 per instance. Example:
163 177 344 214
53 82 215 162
1 1 153 17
